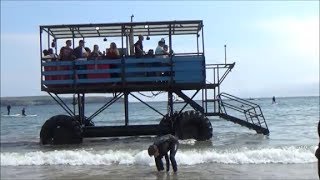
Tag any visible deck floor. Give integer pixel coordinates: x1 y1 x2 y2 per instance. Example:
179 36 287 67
42 83 218 94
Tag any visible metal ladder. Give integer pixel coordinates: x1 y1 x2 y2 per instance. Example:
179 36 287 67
217 92 269 135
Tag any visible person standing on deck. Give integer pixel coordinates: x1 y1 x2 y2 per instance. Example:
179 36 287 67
73 40 88 59
59 40 74 61
134 35 145 57
7 105 11 115
73 40 88 79
148 134 179 173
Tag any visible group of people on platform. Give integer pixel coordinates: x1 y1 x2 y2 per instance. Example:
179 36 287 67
43 40 120 61
134 35 172 58
42 35 172 61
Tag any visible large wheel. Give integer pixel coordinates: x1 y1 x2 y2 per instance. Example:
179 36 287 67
159 111 181 136
40 115 83 145
72 115 95 127
175 111 212 141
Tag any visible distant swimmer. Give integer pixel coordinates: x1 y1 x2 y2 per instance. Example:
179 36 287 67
148 134 179 172
22 108 26 116
272 96 276 104
7 105 11 115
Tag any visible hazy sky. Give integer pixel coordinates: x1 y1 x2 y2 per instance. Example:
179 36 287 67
1 1 319 98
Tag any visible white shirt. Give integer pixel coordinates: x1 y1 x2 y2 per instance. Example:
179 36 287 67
155 45 164 55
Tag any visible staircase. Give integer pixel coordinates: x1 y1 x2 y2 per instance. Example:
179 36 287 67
217 92 269 135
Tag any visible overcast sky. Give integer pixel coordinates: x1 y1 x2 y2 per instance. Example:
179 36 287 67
1 1 319 98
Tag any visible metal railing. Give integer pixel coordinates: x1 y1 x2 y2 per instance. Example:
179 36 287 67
217 92 269 131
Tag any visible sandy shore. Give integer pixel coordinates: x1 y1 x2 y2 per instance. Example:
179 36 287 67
1 163 318 180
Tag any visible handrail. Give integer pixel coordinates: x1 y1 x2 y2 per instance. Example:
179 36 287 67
217 92 269 132
219 92 260 107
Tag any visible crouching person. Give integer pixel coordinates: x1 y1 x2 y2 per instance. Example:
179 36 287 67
148 134 179 172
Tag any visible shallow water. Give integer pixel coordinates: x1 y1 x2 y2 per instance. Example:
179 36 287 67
1 96 319 179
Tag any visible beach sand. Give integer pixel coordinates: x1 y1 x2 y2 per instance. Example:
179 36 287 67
1 163 318 180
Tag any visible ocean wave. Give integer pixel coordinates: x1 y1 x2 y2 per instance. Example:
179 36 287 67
1 146 317 166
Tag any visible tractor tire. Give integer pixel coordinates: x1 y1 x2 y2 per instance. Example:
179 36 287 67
40 115 83 145
159 111 181 136
175 110 212 141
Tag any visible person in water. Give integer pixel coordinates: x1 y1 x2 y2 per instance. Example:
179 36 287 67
315 120 320 178
272 96 276 104
7 105 11 115
148 134 179 172
21 108 26 116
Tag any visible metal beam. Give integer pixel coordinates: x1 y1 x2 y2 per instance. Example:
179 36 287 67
178 90 200 114
87 93 124 121
174 90 204 113
130 93 165 117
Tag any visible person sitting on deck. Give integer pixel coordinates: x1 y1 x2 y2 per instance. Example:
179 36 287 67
73 40 88 60
59 40 74 61
106 42 120 59
48 48 58 61
134 35 145 57
162 45 170 58
155 40 165 55
148 134 179 173
42 49 51 59
85 47 91 58
90 44 103 60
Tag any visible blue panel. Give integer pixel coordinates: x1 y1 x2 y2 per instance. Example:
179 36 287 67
172 55 205 84
41 55 206 86
77 78 121 83
43 80 73 85
75 59 122 65
42 61 73 66
43 70 73 75
126 76 170 82
76 69 121 74
125 57 170 64
125 67 170 73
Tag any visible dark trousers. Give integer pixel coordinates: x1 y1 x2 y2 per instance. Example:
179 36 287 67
155 142 179 172
169 142 178 172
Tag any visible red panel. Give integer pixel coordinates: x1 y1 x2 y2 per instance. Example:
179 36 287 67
44 66 57 80
87 64 110 79
58 66 71 80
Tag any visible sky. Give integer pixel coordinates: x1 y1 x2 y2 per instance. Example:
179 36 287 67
1 1 319 99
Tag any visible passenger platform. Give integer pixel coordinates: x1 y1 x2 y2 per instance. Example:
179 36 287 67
41 54 208 94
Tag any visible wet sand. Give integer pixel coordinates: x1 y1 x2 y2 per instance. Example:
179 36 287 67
1 163 318 180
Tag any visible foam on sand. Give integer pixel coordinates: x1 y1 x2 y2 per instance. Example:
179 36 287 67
1 146 316 166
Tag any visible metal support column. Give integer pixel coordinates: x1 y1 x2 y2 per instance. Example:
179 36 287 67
77 93 83 124
213 68 216 113
124 92 129 126
168 92 173 116
82 93 85 123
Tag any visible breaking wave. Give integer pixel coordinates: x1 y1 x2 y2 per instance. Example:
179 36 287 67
1 146 316 166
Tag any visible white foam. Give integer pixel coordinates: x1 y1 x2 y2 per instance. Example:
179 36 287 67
1 146 316 166
179 139 196 145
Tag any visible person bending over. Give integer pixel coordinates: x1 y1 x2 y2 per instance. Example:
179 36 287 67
148 134 179 172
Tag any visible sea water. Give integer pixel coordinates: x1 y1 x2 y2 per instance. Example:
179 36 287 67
0 96 319 179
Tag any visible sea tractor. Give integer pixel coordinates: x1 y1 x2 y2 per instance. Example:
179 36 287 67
39 20 269 145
